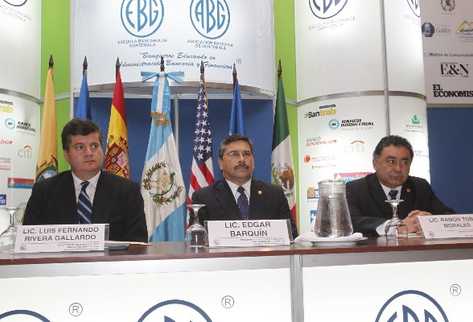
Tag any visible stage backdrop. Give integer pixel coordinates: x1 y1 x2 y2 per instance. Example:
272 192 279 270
71 0 275 95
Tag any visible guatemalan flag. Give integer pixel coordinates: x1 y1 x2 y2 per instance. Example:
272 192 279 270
140 70 186 242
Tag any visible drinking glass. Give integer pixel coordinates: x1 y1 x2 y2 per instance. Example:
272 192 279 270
185 204 207 248
0 206 20 253
384 199 407 238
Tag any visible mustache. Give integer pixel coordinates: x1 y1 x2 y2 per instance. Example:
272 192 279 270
234 164 249 170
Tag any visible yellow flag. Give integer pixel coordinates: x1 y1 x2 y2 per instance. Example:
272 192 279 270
36 59 58 181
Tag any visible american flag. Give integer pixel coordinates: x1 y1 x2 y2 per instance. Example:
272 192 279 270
187 63 214 205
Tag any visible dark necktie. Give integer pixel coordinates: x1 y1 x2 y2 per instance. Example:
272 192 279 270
237 186 249 220
77 181 92 224
388 189 398 200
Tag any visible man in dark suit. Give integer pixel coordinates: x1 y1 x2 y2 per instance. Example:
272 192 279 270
23 118 148 242
346 135 453 236
192 135 297 238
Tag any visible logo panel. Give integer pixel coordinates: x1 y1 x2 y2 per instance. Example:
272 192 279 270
376 290 448 322
121 0 164 38
440 62 469 77
441 0 455 12
138 299 212 322
406 0 420 17
309 0 349 19
190 0 230 39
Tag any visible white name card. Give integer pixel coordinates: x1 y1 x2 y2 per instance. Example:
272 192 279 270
418 214 473 239
207 219 291 247
14 224 108 253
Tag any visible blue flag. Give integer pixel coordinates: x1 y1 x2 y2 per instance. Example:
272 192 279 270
140 71 187 242
228 78 245 135
75 71 91 119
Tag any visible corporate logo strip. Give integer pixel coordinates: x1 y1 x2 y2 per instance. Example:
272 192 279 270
420 0 473 104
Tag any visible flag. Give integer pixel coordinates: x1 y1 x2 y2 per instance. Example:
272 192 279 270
187 62 214 207
104 59 130 178
271 61 297 230
228 65 245 135
141 70 186 242
75 56 91 120
36 55 58 182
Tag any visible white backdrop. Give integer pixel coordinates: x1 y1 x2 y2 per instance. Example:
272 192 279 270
421 0 473 105
71 0 275 94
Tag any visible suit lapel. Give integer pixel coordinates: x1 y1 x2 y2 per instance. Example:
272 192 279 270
367 174 392 219
91 172 108 224
399 178 415 219
249 180 264 219
214 180 241 220
63 172 79 223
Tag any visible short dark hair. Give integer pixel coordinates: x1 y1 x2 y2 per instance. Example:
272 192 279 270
218 134 254 159
61 118 102 150
373 135 414 160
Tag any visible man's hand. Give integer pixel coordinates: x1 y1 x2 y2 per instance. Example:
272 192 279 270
401 210 431 234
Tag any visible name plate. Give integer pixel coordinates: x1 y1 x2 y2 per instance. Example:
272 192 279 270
14 224 108 253
418 214 473 239
207 219 291 247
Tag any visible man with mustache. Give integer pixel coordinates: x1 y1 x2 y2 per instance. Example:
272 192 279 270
23 118 148 242
346 135 453 236
192 134 297 238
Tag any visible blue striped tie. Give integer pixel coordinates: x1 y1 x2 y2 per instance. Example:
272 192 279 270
77 181 92 224
237 186 249 220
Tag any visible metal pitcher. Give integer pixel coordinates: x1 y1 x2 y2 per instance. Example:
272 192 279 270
314 180 353 237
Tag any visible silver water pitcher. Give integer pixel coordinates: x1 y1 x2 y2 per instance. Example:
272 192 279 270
314 180 353 237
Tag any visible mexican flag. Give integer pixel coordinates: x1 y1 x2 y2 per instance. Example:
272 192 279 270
271 62 297 230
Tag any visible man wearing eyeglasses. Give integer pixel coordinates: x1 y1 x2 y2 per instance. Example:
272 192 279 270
23 118 148 242
192 134 297 238
346 135 453 236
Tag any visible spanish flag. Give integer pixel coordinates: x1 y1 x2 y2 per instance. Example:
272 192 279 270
104 58 130 178
36 55 58 182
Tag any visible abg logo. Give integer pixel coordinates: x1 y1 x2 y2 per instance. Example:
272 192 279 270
2 0 27 6
138 299 212 322
18 145 32 159
190 0 230 39
376 290 448 322
121 0 164 38
4 118 15 130
440 62 469 77
309 0 349 19
406 0 420 17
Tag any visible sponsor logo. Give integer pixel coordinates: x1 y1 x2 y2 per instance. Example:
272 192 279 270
328 119 340 129
309 209 317 223
330 118 375 130
4 118 15 129
405 115 423 132
190 0 230 40
121 0 164 38
304 103 336 119
406 0 420 17
305 137 337 147
422 22 435 37
307 187 318 200
2 0 27 6
17 145 32 159
138 299 211 321
0 309 50 321
456 21 473 38
440 0 455 12
16 121 36 133
0 100 14 113
0 194 5 206
375 290 448 322
441 62 470 77
8 177 34 189
0 138 13 145
432 84 473 98
309 0 349 19
344 140 365 153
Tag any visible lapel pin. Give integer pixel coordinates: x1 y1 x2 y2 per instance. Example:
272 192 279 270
258 190 262 195
406 188 411 193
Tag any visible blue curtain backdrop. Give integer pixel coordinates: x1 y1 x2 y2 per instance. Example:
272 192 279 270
74 97 274 188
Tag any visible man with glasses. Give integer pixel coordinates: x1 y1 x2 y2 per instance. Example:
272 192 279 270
23 118 147 242
346 135 453 236
192 134 297 237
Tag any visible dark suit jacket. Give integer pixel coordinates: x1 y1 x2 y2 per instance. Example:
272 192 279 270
192 179 297 238
23 170 148 242
346 173 454 236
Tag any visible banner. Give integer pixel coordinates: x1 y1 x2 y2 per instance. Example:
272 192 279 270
71 0 275 95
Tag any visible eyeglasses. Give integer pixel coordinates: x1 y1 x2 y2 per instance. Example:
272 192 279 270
71 142 101 153
225 150 253 159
